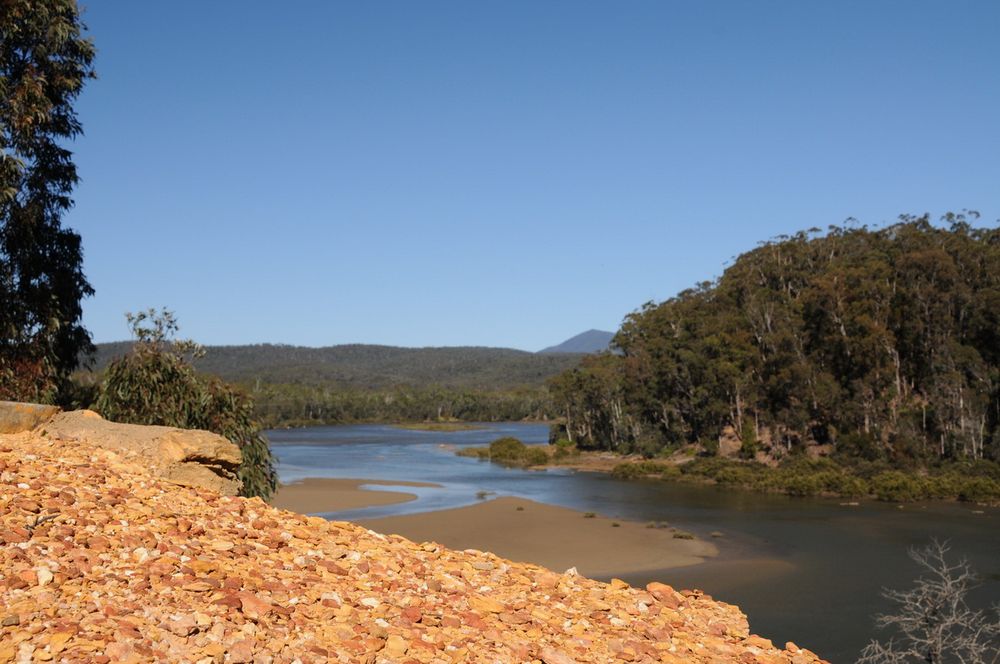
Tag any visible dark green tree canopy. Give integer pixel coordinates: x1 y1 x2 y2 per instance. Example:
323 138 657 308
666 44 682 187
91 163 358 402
0 0 95 402
551 215 1000 465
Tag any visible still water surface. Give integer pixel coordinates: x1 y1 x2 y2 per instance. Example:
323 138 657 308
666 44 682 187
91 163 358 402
269 423 1000 663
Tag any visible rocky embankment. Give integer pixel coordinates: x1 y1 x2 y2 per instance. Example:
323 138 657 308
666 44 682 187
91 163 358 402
0 407 826 663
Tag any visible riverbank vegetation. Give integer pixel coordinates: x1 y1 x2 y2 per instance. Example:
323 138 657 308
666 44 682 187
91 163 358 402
549 217 1000 498
609 457 1000 503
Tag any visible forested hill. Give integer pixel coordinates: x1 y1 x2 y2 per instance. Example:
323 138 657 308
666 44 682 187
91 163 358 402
551 215 1000 464
89 342 583 391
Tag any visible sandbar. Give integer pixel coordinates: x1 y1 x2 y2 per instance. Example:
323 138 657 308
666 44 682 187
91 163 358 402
271 478 438 514
357 496 717 580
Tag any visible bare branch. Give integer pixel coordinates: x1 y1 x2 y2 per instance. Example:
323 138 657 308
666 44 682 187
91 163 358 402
858 540 1000 663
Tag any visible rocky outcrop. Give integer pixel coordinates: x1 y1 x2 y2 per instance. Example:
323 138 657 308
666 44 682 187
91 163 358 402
0 401 60 435
0 403 242 495
0 426 827 663
40 409 242 496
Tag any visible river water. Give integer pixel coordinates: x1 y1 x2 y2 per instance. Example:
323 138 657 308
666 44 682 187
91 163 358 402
268 423 1000 663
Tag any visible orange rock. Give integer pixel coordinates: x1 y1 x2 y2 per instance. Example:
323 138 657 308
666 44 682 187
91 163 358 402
227 639 255 663
468 595 506 613
237 591 272 621
0 421 829 664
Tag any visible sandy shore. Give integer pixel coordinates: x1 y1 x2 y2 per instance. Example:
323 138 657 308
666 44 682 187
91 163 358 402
357 496 717 580
271 478 439 514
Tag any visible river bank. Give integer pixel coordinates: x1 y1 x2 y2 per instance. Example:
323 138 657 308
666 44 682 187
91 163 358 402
271 477 440 513
456 437 1000 505
271 478 718 580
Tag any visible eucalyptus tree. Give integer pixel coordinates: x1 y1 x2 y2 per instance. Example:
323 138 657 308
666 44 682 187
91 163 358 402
0 0 95 402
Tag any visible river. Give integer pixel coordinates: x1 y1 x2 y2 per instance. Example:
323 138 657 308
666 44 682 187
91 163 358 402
268 422 1000 663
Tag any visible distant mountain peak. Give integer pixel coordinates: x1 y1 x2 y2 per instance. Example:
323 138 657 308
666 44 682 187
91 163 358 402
538 329 614 354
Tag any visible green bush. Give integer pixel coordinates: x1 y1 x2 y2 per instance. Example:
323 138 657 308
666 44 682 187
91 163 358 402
680 457 733 478
488 436 529 461
95 310 277 500
739 422 759 459
870 471 927 502
523 446 549 466
713 465 759 487
611 461 670 479
822 473 869 498
781 473 824 497
955 477 1000 503
659 465 682 480
459 437 551 467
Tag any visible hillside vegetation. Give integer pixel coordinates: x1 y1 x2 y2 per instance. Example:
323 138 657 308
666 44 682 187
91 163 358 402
85 343 579 427
90 343 581 391
550 215 1000 475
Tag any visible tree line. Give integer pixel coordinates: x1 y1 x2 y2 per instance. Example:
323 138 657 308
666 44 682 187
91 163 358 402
89 341 582 391
550 216 1000 467
246 383 555 428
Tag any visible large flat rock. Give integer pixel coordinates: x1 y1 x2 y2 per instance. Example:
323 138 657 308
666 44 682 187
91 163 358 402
29 407 243 495
0 401 60 434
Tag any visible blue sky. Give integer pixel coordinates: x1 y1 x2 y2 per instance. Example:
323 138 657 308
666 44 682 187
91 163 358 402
68 1 1000 350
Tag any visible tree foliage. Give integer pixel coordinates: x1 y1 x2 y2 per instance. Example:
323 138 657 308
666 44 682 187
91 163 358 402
0 0 95 403
551 216 1000 466
248 382 554 428
88 341 582 392
95 310 277 500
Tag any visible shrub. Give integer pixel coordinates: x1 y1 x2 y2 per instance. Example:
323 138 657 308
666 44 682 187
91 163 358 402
739 422 759 459
955 477 1000 503
659 465 682 480
551 441 580 461
611 461 670 480
870 471 927 502
523 446 549 466
781 473 824 497
95 310 277 500
488 436 528 461
823 473 869 498
459 437 550 467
